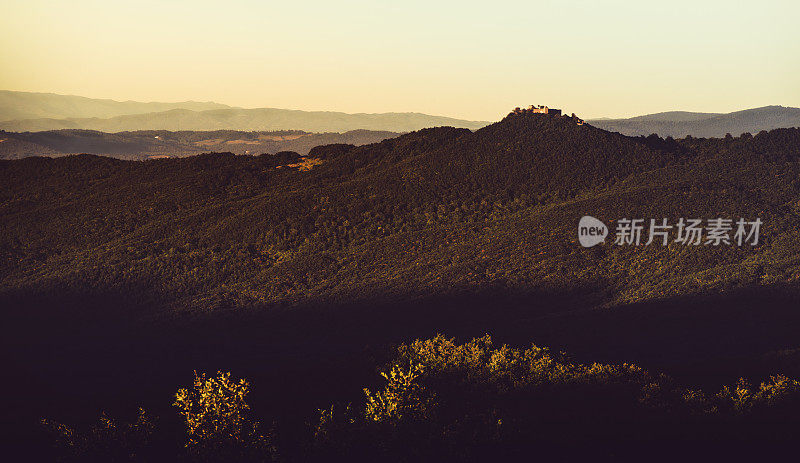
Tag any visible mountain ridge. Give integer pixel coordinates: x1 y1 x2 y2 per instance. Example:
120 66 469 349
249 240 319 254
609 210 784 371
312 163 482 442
0 90 489 133
0 107 490 133
0 90 232 121
590 105 800 137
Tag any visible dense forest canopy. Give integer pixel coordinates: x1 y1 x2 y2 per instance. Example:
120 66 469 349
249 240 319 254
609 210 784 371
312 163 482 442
3 114 799 313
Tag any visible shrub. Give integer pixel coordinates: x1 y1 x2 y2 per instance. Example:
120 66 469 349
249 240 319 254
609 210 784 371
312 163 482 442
363 362 432 423
41 408 155 462
314 334 800 459
41 335 800 461
173 371 275 462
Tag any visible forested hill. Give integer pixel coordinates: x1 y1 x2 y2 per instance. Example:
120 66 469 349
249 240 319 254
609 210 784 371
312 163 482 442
6 112 800 462
3 112 800 318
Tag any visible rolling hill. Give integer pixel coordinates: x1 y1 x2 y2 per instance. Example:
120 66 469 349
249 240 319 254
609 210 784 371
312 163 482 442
4 110 800 460
3 112 800 362
0 129 401 159
590 105 800 137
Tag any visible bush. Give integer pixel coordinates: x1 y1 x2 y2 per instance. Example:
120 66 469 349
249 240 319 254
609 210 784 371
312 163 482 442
40 335 800 461
41 408 155 462
173 371 275 462
364 362 432 423
313 334 800 459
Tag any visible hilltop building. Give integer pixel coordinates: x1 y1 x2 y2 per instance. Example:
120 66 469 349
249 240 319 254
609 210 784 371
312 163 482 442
511 105 562 117
528 105 561 116
510 105 587 125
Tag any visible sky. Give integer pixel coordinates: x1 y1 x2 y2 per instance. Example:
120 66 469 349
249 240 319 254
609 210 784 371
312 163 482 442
1 0 798 120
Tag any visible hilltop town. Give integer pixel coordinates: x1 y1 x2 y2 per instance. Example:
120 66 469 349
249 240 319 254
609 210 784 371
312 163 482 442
510 104 585 125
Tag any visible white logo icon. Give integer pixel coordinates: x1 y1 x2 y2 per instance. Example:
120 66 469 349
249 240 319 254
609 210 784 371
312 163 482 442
578 216 608 248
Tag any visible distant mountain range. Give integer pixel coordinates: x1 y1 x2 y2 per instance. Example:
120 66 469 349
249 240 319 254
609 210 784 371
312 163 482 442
0 90 231 121
589 105 800 138
0 91 488 133
3 91 798 138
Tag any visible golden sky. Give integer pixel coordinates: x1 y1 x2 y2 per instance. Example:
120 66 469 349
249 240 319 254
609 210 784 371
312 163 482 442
2 0 798 120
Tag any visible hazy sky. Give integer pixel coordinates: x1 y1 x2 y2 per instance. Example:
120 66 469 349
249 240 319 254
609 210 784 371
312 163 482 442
1 0 798 120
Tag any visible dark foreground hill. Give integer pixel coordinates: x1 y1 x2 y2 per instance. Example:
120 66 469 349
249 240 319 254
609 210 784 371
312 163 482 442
3 112 800 460
590 105 800 137
0 128 401 159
